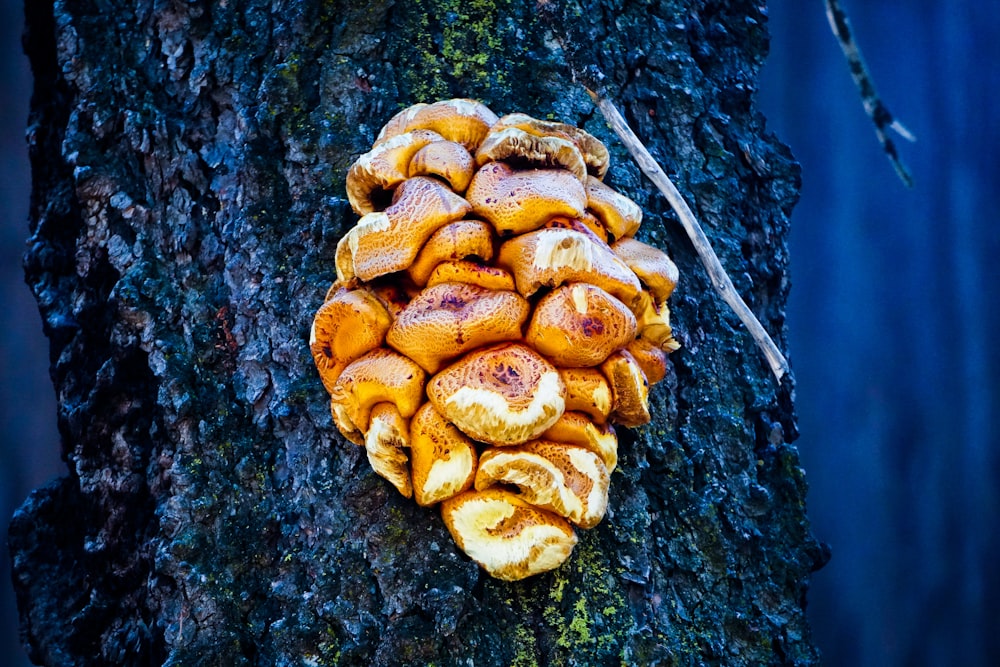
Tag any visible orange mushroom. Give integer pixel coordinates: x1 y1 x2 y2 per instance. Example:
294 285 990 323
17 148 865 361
466 162 586 235
364 402 413 498
611 237 679 302
482 113 610 179
525 282 637 367
633 291 681 352
495 227 642 306
409 402 478 506
407 220 495 287
346 129 446 215
475 441 610 529
626 338 669 385
427 342 566 446
440 488 578 581
541 411 618 472
407 140 476 194
600 350 651 427
476 126 588 181
425 261 517 291
330 348 426 438
375 99 500 150
586 176 642 241
310 287 393 393
336 176 472 283
386 282 530 374
558 367 614 425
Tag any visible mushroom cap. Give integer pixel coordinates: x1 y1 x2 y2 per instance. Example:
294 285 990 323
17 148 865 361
336 176 472 283
425 260 517 292
611 237 679 302
485 113 610 179
558 367 614 425
440 488 578 581
311 287 393 393
346 129 446 215
476 126 588 181
427 342 566 446
626 338 669 385
410 402 477 506
369 283 411 319
632 291 680 352
376 99 500 150
600 350 651 427
475 441 610 529
365 402 413 499
543 213 609 244
330 348 427 435
525 282 638 367
586 176 642 241
407 219 495 287
466 162 586 236
407 140 476 194
331 397 364 446
496 227 642 306
541 411 618 472
386 282 530 374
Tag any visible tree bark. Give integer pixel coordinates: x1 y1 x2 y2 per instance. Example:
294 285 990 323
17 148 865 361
10 1 824 665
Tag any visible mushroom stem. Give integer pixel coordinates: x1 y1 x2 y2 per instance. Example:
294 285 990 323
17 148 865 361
586 89 790 383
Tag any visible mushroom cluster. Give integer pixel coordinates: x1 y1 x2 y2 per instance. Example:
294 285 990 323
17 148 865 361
311 99 679 581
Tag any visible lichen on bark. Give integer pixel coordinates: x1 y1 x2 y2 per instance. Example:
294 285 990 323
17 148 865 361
10 1 823 665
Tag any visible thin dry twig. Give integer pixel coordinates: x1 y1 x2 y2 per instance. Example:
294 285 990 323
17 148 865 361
587 89 790 383
825 0 916 187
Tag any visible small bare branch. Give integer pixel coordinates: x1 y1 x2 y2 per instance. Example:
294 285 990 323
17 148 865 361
587 90 790 383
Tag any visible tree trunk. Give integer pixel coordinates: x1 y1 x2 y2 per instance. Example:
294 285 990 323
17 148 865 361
9 1 823 664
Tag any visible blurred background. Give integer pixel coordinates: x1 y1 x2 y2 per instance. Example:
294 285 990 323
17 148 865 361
1 1 996 665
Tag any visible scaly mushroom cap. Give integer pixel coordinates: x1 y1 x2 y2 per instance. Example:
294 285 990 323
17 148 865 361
407 140 476 194
496 227 642 306
440 488 578 581
541 411 618 472
346 129 446 215
336 176 472 283
365 402 413 499
310 287 393 392
331 397 364 446
633 291 680 352
425 260 517 291
466 162 586 236
386 282 530 374
525 283 638 367
330 348 426 436
410 403 477 506
427 342 566 446
376 98 500 150
626 338 669 385
476 126 588 182
558 367 614 425
611 237 679 302
484 113 610 179
475 441 610 529
600 350 651 428
407 220 495 287
586 176 642 241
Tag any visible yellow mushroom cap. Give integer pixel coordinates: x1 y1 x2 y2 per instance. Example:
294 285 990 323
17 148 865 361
558 367 614 425
484 113 610 179
407 140 476 194
330 348 427 435
475 126 588 181
543 214 609 244
386 282 530 374
330 396 364 446
427 342 566 446
466 162 586 236
586 176 642 241
364 402 413 499
407 220 495 287
600 350 651 428
626 338 669 386
632 291 680 352
409 402 477 507
440 488 578 581
611 237 679 302
376 99 500 150
310 287 393 393
425 260 517 292
336 176 472 283
525 282 638 367
541 411 618 472
476 441 610 529
495 227 642 306
346 129 446 215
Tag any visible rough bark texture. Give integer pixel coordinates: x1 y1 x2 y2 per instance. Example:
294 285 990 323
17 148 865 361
9 1 823 665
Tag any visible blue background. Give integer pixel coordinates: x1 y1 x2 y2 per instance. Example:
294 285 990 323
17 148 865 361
2 1 997 664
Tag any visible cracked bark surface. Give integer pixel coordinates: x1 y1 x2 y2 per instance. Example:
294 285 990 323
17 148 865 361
9 1 824 664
